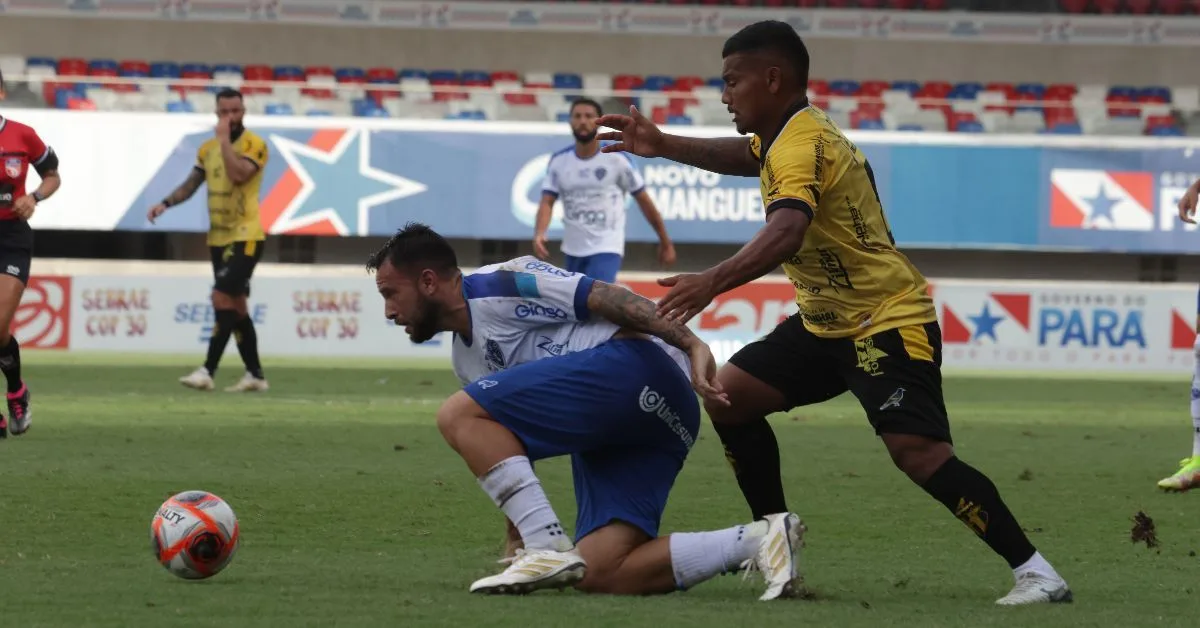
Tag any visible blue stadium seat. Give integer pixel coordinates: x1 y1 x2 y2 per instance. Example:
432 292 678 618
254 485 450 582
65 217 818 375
1150 126 1183 136
461 70 491 84
89 59 119 73
948 86 980 100
26 57 57 69
1045 122 1083 134
265 103 294 116
858 119 886 131
1139 86 1171 101
119 67 148 78
642 75 674 91
335 67 366 81
553 73 583 90
166 100 195 113
399 68 428 80
667 115 694 125
180 63 211 76
273 65 305 79
890 81 921 95
362 107 389 118
1015 82 1046 97
149 62 181 78
956 121 985 133
953 81 984 94
828 80 860 95
448 110 487 120
212 64 243 75
706 77 724 89
428 70 459 83
897 123 925 131
1108 85 1138 97
556 112 571 122
307 110 333 117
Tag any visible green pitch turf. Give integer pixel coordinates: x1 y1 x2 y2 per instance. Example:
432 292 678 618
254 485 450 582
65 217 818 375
1 353 1197 627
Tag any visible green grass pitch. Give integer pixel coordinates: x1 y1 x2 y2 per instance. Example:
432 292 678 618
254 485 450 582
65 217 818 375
1 352 1197 627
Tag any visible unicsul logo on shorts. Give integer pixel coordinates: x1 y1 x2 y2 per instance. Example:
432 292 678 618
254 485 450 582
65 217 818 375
513 302 568 320
511 153 565 229
639 386 695 450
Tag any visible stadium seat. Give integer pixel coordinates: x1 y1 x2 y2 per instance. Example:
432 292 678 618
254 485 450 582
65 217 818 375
1046 122 1083 134
166 100 195 113
57 58 88 76
1059 0 1088 11
643 75 675 91
26 56 56 70
553 73 583 90
265 103 294 115
890 81 921 95
490 70 520 83
274 66 305 80
829 80 861 96
243 65 273 81
428 70 460 84
365 67 397 83
305 66 335 78
1150 126 1184 136
1093 0 1120 11
956 121 985 133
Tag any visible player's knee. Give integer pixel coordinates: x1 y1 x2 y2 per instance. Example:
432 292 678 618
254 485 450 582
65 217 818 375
211 290 235 310
576 569 638 595
435 391 485 446
882 433 953 484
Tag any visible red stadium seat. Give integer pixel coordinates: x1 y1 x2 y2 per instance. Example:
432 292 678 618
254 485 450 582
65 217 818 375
1059 0 1088 11
1106 94 1139 117
1044 83 1077 101
674 76 706 90
240 85 272 95
858 101 886 118
110 82 139 93
860 80 890 97
301 88 335 99
119 60 151 75
366 67 397 82
1145 114 1176 130
858 0 884 8
808 79 830 96
337 75 367 85
1126 0 1153 12
305 66 334 78
984 82 1017 98
243 65 273 81
58 58 88 77
824 0 853 7
67 97 96 111
503 93 537 106
1094 0 1120 12
888 0 919 8
613 75 644 91
922 0 947 8
89 67 118 78
919 81 953 97
651 107 669 126
490 71 521 83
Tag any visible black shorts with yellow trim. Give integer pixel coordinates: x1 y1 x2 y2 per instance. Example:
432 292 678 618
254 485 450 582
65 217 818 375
727 315 951 443
209 240 264 297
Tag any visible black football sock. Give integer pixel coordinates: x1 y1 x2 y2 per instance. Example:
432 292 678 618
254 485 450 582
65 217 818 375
0 337 22 393
203 309 239 376
234 315 264 380
920 456 1037 569
712 419 788 520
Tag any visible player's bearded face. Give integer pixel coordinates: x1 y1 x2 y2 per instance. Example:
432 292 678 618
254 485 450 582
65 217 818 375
571 108 599 143
405 292 442 344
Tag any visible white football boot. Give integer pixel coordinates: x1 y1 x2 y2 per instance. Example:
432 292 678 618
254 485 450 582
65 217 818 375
178 367 214 391
744 512 807 601
469 547 586 595
995 571 1073 606
225 373 269 393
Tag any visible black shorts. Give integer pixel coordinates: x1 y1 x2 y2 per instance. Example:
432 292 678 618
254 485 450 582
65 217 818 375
209 240 263 297
728 315 951 443
0 219 34 286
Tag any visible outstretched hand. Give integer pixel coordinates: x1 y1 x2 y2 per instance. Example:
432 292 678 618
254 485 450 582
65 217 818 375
656 273 717 324
596 105 666 158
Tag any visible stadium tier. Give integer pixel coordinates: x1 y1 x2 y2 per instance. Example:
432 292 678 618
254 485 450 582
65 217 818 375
0 55 1193 136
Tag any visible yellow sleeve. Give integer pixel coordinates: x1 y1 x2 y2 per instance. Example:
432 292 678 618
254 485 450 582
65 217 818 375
195 144 206 171
242 134 268 169
749 135 762 161
762 132 823 220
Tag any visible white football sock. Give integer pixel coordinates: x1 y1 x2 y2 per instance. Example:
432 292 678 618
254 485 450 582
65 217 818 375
478 456 571 552
1013 551 1061 582
668 521 768 590
1191 340 1200 457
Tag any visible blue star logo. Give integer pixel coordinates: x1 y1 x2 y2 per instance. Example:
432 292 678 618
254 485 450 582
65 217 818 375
1083 184 1120 226
270 129 426 236
968 303 1005 342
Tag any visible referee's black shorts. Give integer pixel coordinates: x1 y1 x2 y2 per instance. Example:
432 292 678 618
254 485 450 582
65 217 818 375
209 240 264 297
0 219 34 285
727 315 952 444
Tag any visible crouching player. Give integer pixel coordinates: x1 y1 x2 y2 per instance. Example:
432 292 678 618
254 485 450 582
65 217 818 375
369 223 805 599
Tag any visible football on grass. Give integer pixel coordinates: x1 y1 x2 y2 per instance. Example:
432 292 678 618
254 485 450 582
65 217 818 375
150 490 240 580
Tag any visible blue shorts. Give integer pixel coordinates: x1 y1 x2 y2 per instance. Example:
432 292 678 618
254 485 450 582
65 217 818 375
464 338 700 541
564 253 622 283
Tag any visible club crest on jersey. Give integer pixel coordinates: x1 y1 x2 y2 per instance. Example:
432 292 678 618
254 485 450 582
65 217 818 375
4 158 22 178
594 167 607 181
484 339 506 372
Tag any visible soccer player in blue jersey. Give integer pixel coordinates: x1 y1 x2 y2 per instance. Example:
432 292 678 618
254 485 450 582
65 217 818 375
1163 176 1200 491
532 98 675 282
369 223 805 599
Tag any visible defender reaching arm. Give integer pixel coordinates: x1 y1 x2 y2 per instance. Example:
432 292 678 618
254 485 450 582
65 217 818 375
597 106 759 177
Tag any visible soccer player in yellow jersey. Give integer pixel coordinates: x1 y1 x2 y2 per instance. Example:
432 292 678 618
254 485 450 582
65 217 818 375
598 21 1071 605
148 88 269 393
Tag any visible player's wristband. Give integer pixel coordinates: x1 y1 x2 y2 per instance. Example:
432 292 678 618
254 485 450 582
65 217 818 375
31 191 45 203
161 197 174 208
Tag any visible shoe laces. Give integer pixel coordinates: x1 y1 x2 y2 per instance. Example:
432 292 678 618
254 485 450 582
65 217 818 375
7 395 24 420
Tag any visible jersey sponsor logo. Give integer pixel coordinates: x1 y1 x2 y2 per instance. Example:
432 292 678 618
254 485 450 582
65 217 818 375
816 248 854 292
638 386 695 450
853 337 887 376
484 339 506 372
4 157 22 178
536 335 566 356
514 302 568 320
801 309 838 325
563 207 608 226
524 260 572 277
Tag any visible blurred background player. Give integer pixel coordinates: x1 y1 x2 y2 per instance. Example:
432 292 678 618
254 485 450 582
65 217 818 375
1162 176 1200 492
598 20 1070 606
147 88 269 393
369 223 804 600
533 97 675 283
0 69 61 438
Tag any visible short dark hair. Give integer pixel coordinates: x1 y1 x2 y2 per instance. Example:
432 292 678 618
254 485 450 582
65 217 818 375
569 98 603 117
721 20 810 85
366 222 459 276
215 88 243 103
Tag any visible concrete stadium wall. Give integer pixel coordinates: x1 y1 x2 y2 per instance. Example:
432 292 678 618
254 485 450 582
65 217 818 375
2 16 1198 87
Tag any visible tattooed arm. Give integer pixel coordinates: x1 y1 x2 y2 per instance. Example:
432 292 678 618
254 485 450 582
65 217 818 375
148 168 205 224
658 136 759 177
586 280 699 351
